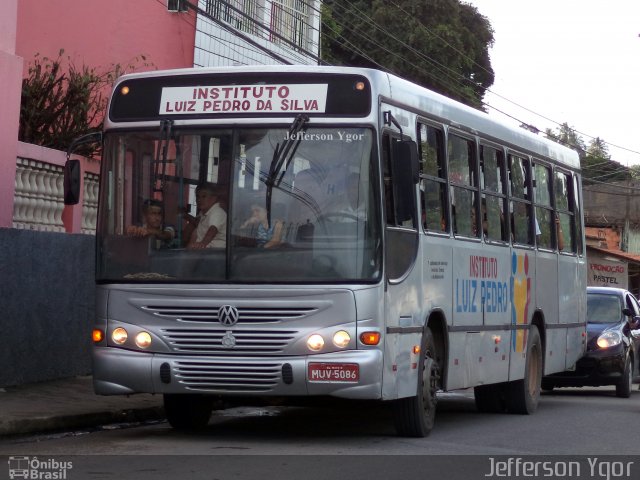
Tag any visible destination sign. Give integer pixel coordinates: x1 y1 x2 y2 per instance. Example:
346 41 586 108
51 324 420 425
159 84 329 115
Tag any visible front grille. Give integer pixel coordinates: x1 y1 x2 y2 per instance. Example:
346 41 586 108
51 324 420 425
143 305 317 324
161 328 298 354
174 360 282 392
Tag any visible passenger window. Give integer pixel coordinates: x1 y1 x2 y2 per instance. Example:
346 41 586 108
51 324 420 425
573 175 583 254
480 145 507 242
534 163 553 250
449 134 478 238
508 154 533 245
556 171 576 253
418 123 447 232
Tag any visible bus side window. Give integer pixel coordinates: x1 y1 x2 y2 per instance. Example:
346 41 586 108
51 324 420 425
418 123 447 232
556 171 576 253
508 154 533 245
534 162 553 250
448 134 478 237
480 144 507 242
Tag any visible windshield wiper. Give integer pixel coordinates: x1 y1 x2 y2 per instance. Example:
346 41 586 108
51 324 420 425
153 119 173 195
265 114 309 224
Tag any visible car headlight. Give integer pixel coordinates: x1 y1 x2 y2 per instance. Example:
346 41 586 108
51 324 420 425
596 331 622 349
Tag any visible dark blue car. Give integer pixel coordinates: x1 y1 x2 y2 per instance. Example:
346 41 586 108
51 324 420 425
542 286 640 397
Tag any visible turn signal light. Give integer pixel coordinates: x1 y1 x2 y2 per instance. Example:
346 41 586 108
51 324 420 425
360 332 381 345
92 329 104 343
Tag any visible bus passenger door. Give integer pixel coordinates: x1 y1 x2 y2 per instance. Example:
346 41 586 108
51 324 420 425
380 131 422 399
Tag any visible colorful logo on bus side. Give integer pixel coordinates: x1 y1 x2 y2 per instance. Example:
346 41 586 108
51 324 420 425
510 252 531 353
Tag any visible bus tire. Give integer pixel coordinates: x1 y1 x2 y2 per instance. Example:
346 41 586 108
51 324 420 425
164 394 213 430
505 325 542 414
474 383 506 413
393 327 439 437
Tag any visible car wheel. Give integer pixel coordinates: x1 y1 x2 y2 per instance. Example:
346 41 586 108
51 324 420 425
615 356 632 398
164 394 213 430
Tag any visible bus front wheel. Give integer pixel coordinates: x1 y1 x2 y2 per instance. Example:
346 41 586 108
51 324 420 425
505 325 542 414
393 327 440 437
164 394 213 430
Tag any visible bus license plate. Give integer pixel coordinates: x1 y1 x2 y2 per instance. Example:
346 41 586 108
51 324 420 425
308 363 359 383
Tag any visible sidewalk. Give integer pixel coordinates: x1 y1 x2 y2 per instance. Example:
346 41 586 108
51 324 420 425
0 376 165 437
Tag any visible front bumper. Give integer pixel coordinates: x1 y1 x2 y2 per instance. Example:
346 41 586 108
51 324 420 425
545 344 626 387
92 346 383 400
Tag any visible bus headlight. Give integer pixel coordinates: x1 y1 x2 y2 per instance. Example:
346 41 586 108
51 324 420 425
307 334 325 351
112 327 128 345
135 331 152 349
332 330 351 348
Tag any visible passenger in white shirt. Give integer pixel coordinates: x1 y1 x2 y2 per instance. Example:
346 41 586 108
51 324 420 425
184 183 227 249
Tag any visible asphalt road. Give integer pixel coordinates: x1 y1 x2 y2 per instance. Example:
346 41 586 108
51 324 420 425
1 386 639 480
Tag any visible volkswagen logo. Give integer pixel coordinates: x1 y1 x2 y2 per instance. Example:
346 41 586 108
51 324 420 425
218 305 240 326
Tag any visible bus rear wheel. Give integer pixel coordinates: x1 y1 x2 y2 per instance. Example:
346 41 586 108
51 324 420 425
504 325 542 414
393 327 439 437
164 394 213 430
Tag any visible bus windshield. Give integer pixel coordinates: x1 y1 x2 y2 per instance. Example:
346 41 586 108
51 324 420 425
97 126 381 283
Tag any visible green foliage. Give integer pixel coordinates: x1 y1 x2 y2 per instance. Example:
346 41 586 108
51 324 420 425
320 0 495 109
19 49 150 157
545 124 630 184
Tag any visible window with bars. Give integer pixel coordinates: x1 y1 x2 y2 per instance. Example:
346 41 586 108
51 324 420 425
205 0 263 36
270 0 312 49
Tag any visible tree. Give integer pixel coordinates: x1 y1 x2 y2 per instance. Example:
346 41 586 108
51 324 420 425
545 124 630 184
321 0 495 109
19 50 150 157
584 137 630 183
544 123 586 159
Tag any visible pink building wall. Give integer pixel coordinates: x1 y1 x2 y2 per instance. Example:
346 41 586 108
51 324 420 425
16 0 196 75
0 0 23 228
0 0 197 229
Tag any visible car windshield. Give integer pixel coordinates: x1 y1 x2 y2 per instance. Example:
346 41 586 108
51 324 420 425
586 293 623 324
96 126 381 284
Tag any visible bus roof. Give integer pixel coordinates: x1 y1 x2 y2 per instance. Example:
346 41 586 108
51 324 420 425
113 65 580 170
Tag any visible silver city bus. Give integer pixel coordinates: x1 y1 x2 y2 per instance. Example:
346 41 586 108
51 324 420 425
65 66 586 436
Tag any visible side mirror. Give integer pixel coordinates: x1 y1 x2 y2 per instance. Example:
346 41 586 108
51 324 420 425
622 308 633 317
393 140 420 185
64 159 81 205
391 140 419 225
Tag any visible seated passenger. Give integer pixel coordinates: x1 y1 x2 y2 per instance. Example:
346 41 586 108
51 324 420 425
241 205 284 248
183 183 227 249
339 173 366 221
126 199 175 248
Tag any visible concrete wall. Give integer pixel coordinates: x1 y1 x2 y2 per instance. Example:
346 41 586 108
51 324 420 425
0 229 95 387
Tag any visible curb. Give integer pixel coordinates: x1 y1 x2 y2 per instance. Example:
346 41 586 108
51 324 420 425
0 406 165 437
